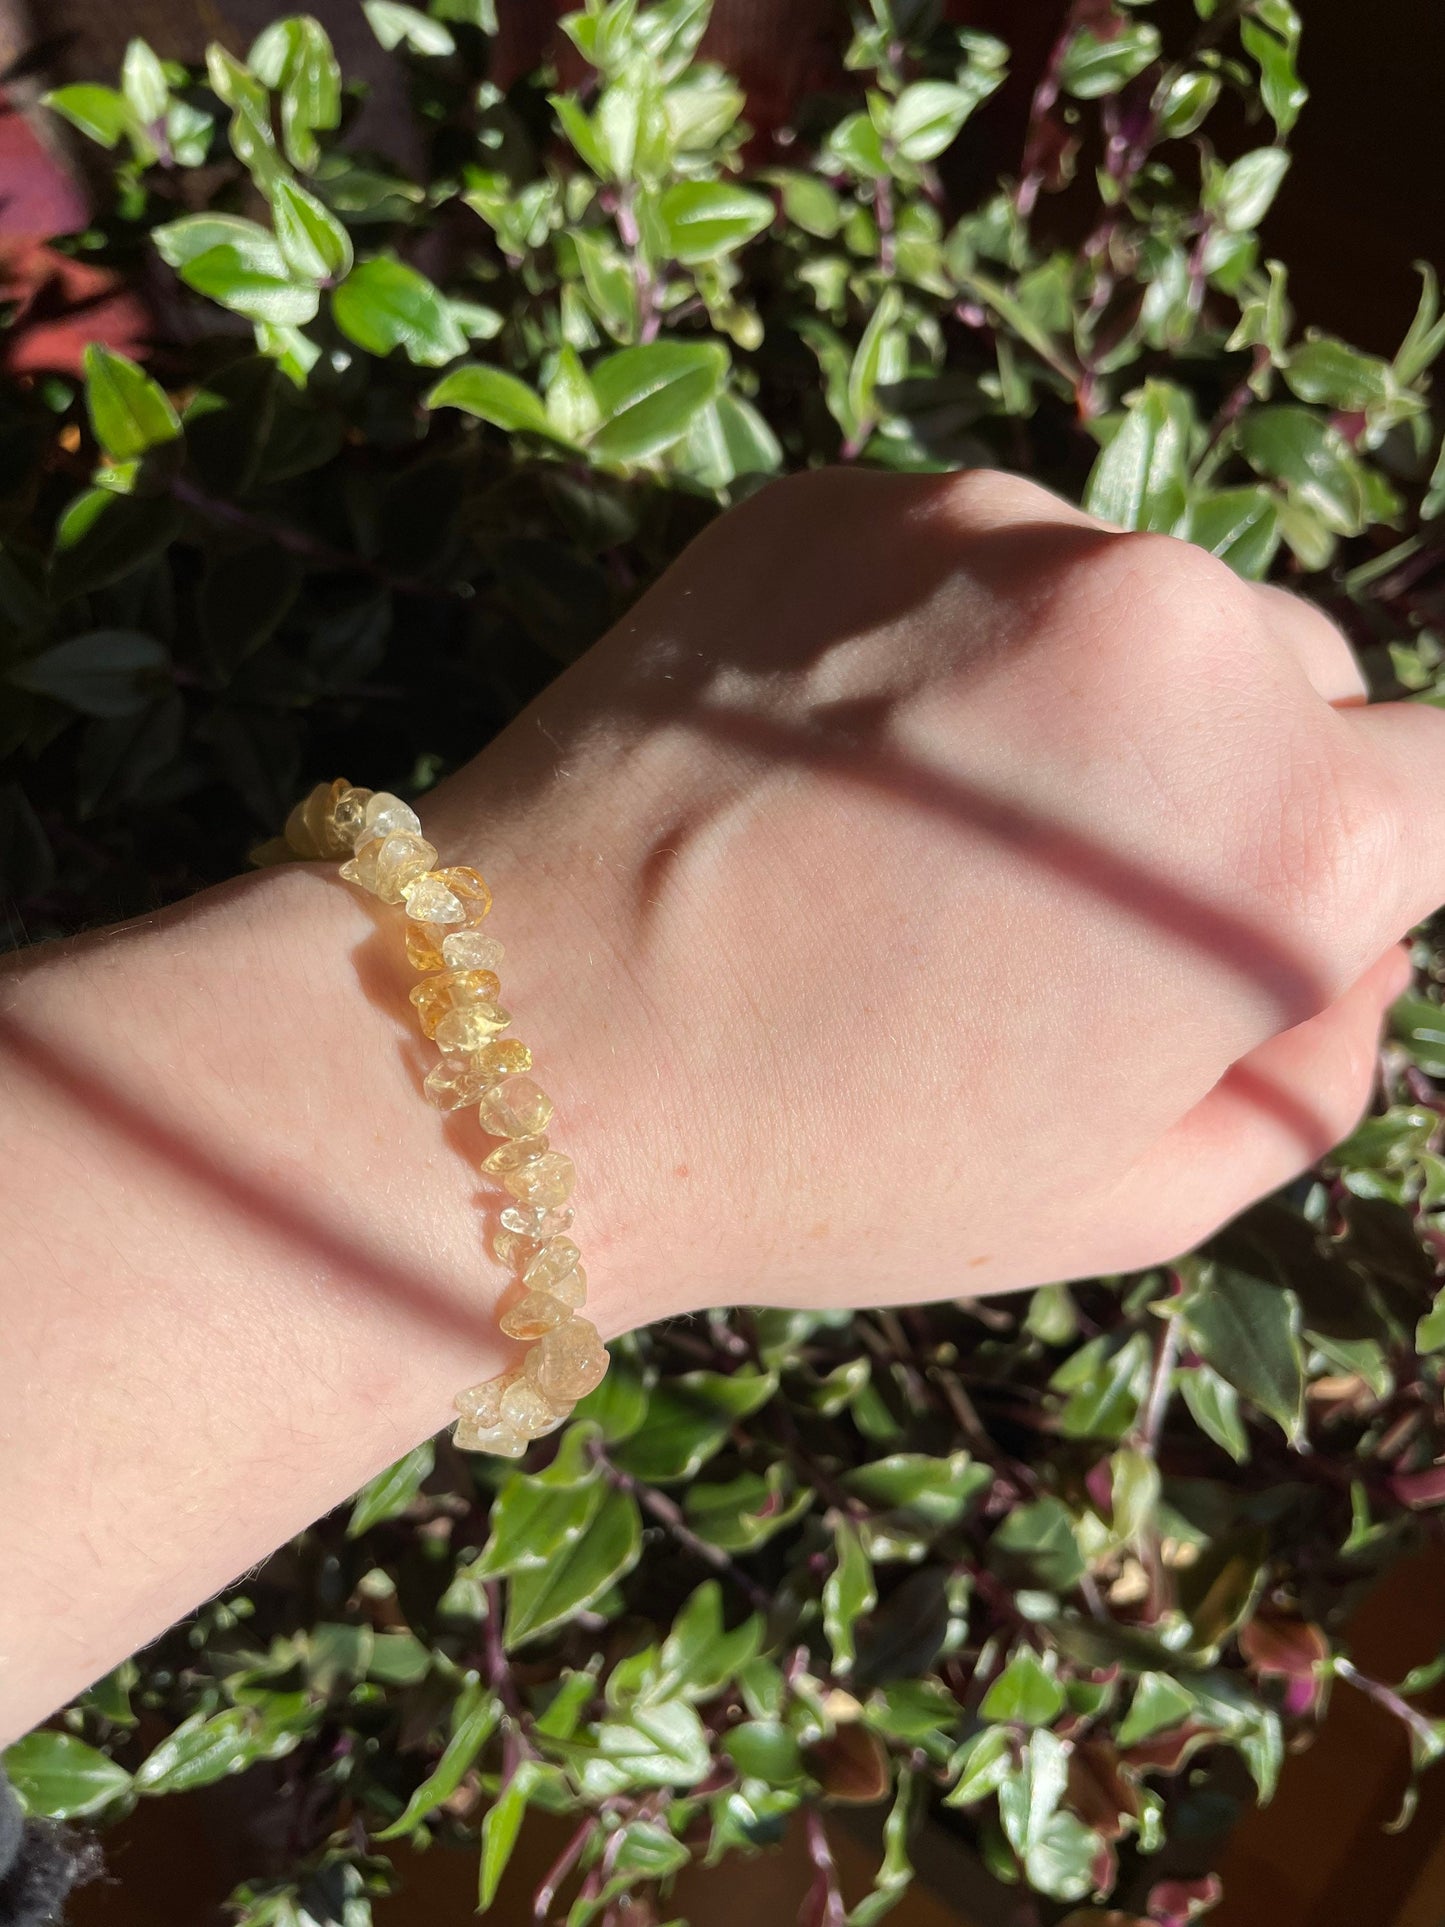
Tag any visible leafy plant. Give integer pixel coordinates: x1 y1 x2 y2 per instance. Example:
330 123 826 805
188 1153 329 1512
5 0 1445 1921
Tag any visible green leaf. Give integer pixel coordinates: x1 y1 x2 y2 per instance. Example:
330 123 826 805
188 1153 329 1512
980 1648 1065 1728
250 17 342 170
847 286 903 436
1185 487 1280 580
1110 1445 1161 1543
652 1582 763 1701
823 1518 876 1676
723 1721 806 1787
826 110 885 178
376 1677 499 1839
1241 16 1307 135
51 490 180 599
771 169 844 239
595 1698 712 1786
347 1440 434 1537
848 1766 916 1926
1418 1286 1445 1354
3 1732 133 1819
1053 1331 1151 1439
943 1726 1012 1807
364 0 457 56
1180 1359 1249 1462
1284 334 1397 413
505 1485 641 1646
843 1451 989 1529
891 80 980 162
989 1497 1085 1593
1116 1671 1197 1747
1182 1262 1305 1442
612 1366 775 1482
83 346 180 463
1024 1810 1099 1903
1154 69 1220 139
478 1765 532 1911
156 215 323 325
656 181 773 265
426 365 558 438
1059 22 1161 98
331 256 467 366
1238 407 1372 537
44 84 133 148
1084 380 1191 532
271 178 354 282
476 1430 601 1579
612 1818 691 1879
683 1463 812 1552
10 630 169 718
134 1705 304 1795
154 212 284 274
369 1631 432 1685
999 1725 1067 1856
1210 147 1290 231
121 38 169 125
207 46 284 190
570 228 641 343
588 340 729 466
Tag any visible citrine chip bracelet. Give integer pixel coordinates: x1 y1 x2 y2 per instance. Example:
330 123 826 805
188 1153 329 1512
260 777 609 1457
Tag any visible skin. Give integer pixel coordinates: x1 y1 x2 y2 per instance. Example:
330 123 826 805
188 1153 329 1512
1 467 1440 1738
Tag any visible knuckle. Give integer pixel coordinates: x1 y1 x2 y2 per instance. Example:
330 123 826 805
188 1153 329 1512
926 465 1078 529
1088 529 1250 627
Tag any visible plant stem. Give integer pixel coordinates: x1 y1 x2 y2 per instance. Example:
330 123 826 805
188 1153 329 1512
1139 1308 1183 1453
597 1448 774 1615
803 1809 847 1927
169 475 461 602
1336 1657 1441 1752
533 1813 596 1921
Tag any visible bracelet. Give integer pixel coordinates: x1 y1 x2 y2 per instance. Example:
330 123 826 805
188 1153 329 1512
268 778 609 1457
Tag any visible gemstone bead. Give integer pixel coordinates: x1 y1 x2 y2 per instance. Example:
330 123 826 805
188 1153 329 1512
363 791 422 841
402 872 465 924
341 831 437 902
436 865 492 921
500 1374 569 1435
499 1287 574 1341
478 1076 555 1139
454 1417 527 1456
500 1202 575 1241
329 784 374 849
455 1371 519 1426
410 970 504 1038
548 1263 587 1309
442 930 504 971
406 923 450 972
492 1227 542 1267
481 1134 550 1175
285 780 354 859
525 1317 608 1403
474 1038 532 1079
503 1151 575 1210
435 1003 512 1053
522 1236 583 1294
423 1058 491 1110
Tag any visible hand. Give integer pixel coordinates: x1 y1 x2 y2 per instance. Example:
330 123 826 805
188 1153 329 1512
426 466 1439 1318
5 464 1438 1731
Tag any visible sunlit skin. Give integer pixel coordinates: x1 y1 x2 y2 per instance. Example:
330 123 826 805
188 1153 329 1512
1 468 1439 1735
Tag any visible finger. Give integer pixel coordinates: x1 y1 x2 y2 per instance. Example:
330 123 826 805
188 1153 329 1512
1250 583 1368 706
1347 698 1445 931
1088 944 1409 1272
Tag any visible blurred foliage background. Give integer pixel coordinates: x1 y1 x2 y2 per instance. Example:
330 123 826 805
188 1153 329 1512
3 1 1445 1922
